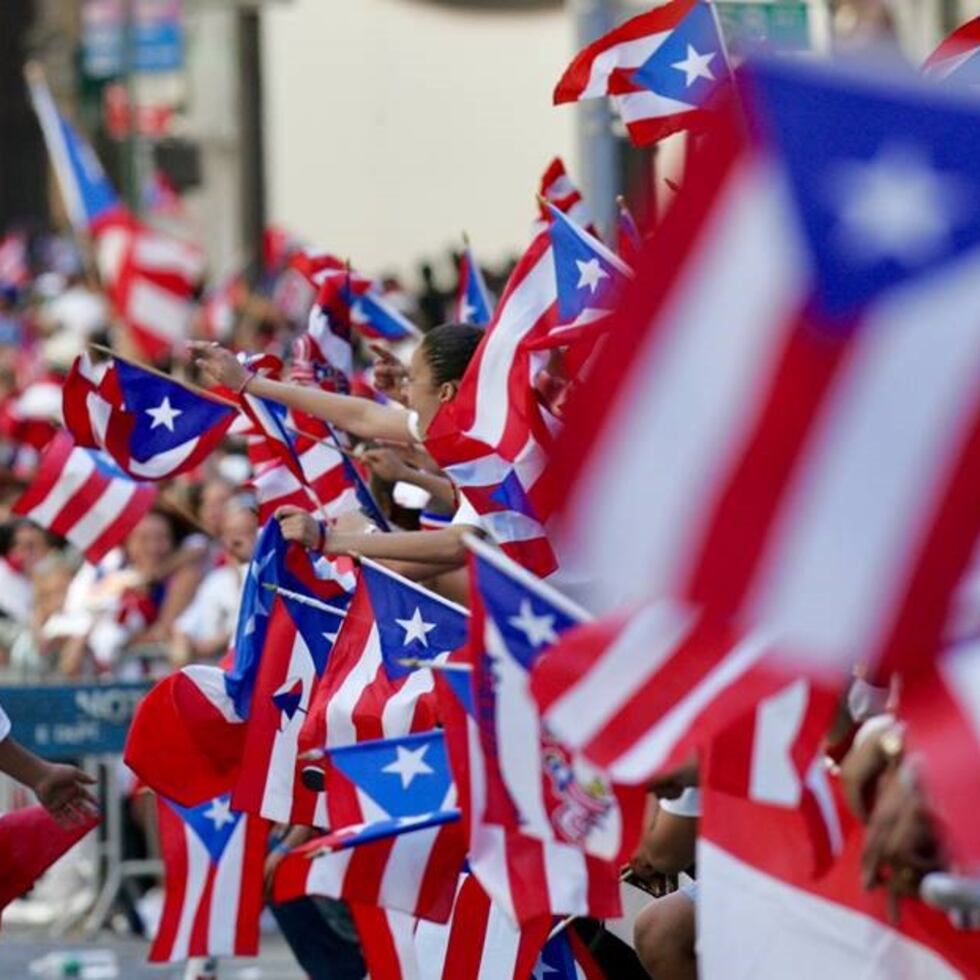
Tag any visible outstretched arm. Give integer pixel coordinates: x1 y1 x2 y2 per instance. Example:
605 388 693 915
192 343 415 443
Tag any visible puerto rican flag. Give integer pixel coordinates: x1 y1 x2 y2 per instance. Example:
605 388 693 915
536 158 599 239
551 57 980 690
413 873 553 979
924 16 980 84
149 794 267 963
423 230 562 577
530 599 794 787
63 352 235 481
467 537 645 863
699 703 980 977
227 521 352 824
125 664 248 808
251 433 359 525
275 730 465 923
27 71 203 360
345 284 422 342
436 647 622 926
536 201 632 349
298 561 453 771
554 0 729 146
13 431 157 565
454 241 493 326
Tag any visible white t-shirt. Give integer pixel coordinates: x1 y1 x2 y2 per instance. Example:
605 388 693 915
659 787 701 818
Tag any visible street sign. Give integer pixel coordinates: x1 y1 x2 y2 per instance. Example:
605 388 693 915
82 0 185 80
716 2 813 58
0 683 151 759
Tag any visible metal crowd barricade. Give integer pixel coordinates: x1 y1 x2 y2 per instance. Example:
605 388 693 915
0 681 157 936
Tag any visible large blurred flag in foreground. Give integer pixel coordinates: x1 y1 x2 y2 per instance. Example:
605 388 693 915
553 57 980 692
26 65 203 359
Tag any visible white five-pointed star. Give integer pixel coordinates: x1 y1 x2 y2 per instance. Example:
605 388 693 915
382 745 434 789
396 606 437 647
827 144 966 266
145 396 183 432
461 299 477 321
531 956 559 980
203 797 235 831
350 302 369 325
671 44 716 87
575 257 610 294
508 598 559 647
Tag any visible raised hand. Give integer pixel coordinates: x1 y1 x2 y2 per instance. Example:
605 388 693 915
189 341 249 391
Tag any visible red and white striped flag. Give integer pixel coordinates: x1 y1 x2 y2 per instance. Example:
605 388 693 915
93 210 205 360
699 712 980 978
551 58 980 688
149 794 268 963
536 157 599 239
13 431 157 564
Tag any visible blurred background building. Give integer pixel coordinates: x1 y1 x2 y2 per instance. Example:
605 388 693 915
0 0 974 284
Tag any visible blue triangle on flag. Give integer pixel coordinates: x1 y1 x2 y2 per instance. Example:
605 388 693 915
489 469 537 519
744 58 980 318
168 794 241 863
328 731 453 818
271 677 304 722
362 562 469 679
632 1 726 108
473 552 582 673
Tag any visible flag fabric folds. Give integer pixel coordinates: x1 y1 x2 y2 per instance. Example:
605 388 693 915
63 353 236 481
275 730 465 923
553 58 980 690
13 431 157 564
437 644 622 926
149 794 268 963
468 538 645 863
454 243 494 326
553 0 728 146
26 70 203 358
0 807 99 918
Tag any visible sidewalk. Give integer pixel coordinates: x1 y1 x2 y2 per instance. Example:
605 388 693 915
0 928 306 979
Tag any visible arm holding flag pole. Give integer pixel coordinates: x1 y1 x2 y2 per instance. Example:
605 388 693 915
192 341 416 444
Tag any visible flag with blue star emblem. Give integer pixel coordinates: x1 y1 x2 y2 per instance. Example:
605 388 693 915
549 50 980 770
469 537 646 863
274 730 465 923
228 519 353 824
63 353 235 481
343 282 421 341
324 730 460 847
454 242 494 325
554 0 730 146
434 639 623 926
545 202 632 338
150 794 268 963
361 558 469 679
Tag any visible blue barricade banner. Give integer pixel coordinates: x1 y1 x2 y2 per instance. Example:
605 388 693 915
0 683 151 759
